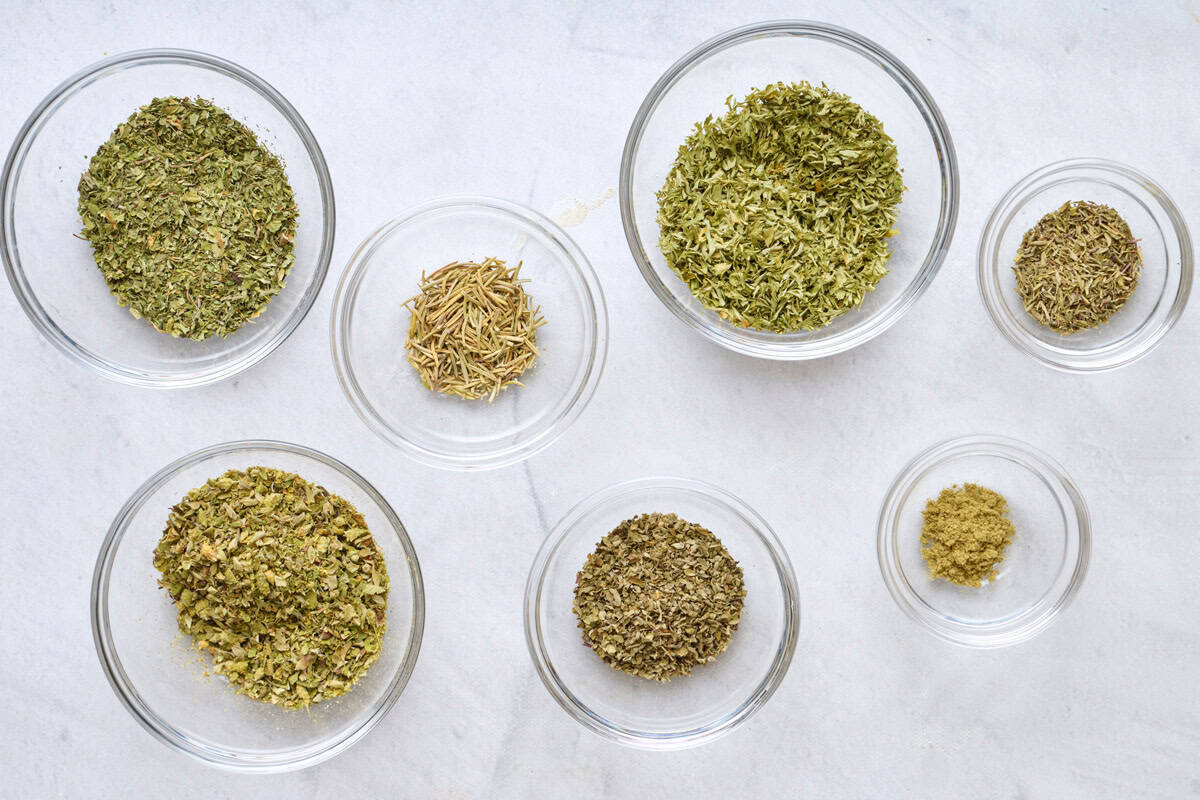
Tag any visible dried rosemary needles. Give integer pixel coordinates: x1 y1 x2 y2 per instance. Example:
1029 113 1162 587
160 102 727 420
78 97 298 340
1013 201 1142 333
573 512 746 681
153 467 389 709
403 258 545 401
656 81 904 332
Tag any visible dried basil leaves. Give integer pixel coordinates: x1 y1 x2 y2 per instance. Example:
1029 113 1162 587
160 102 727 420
154 467 388 709
573 512 745 681
656 81 904 333
78 96 298 340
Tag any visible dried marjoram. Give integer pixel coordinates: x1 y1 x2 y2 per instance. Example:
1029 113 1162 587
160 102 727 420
153 467 388 709
1013 201 1141 333
573 512 746 681
656 81 904 332
78 96 298 340
920 483 1015 588
403 258 545 401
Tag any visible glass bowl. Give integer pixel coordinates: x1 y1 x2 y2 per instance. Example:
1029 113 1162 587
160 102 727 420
330 195 608 470
877 435 1089 648
1 49 335 387
978 158 1192 372
91 440 424 772
619 20 958 359
524 477 800 749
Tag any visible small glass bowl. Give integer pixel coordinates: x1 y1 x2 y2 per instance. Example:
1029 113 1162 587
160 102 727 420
1 49 335 387
877 435 1089 648
619 20 959 359
330 196 608 470
91 441 424 772
524 477 800 749
978 159 1192 372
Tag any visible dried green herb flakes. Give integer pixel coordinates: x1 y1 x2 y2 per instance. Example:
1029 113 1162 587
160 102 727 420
154 467 388 709
573 512 745 681
656 81 904 332
1013 201 1141 334
78 96 298 340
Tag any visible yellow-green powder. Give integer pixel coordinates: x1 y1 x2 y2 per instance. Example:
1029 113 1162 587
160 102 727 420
920 483 1015 587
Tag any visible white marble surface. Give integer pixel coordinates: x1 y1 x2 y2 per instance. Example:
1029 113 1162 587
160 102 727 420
2 1 1199 797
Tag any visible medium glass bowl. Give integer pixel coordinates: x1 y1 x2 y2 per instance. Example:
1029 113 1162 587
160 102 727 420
1 49 335 387
91 441 424 772
877 435 1089 648
978 158 1192 372
619 20 958 359
330 196 608 470
524 477 800 749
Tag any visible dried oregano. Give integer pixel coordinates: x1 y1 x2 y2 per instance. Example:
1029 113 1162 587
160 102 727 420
78 96 298 340
920 483 1015 588
1013 201 1141 334
656 81 904 332
154 467 388 709
573 512 745 681
403 258 545 401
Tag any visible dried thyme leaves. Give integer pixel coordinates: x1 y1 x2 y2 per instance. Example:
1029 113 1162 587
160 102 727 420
656 81 904 333
1012 201 1141 334
78 96 298 340
403 258 545 401
153 467 388 709
573 512 746 681
920 483 1015 588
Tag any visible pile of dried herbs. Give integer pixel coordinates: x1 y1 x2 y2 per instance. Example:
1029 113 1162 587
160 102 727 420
656 81 904 332
573 512 745 681
153 467 388 709
403 258 545 401
78 96 298 340
920 483 1016 588
1013 200 1141 333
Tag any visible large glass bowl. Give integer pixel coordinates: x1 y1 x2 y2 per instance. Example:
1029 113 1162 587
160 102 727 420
619 20 958 359
877 435 1089 648
978 159 1192 372
91 441 424 772
1 49 335 387
330 196 608 470
524 477 800 749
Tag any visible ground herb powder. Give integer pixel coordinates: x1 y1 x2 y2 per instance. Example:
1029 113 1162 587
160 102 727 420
920 483 1016 588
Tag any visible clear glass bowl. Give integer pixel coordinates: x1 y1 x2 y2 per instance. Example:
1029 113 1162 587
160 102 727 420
330 196 608 470
1 49 335 387
524 477 800 749
91 441 424 772
978 158 1192 372
619 20 959 359
877 435 1090 648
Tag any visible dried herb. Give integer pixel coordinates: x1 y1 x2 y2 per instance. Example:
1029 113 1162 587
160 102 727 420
920 483 1015 588
153 467 388 709
656 81 904 332
572 512 745 681
403 258 545 401
1013 201 1141 334
78 96 298 340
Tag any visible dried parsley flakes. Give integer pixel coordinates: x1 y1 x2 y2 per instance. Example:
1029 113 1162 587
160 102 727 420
573 512 745 681
1013 201 1141 334
78 96 298 340
920 483 1015 588
153 467 388 709
656 81 904 332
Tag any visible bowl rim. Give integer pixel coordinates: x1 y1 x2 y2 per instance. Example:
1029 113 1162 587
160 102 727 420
976 157 1193 373
1 48 336 388
329 194 609 471
90 439 425 772
618 19 960 360
523 476 800 749
876 434 1091 649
